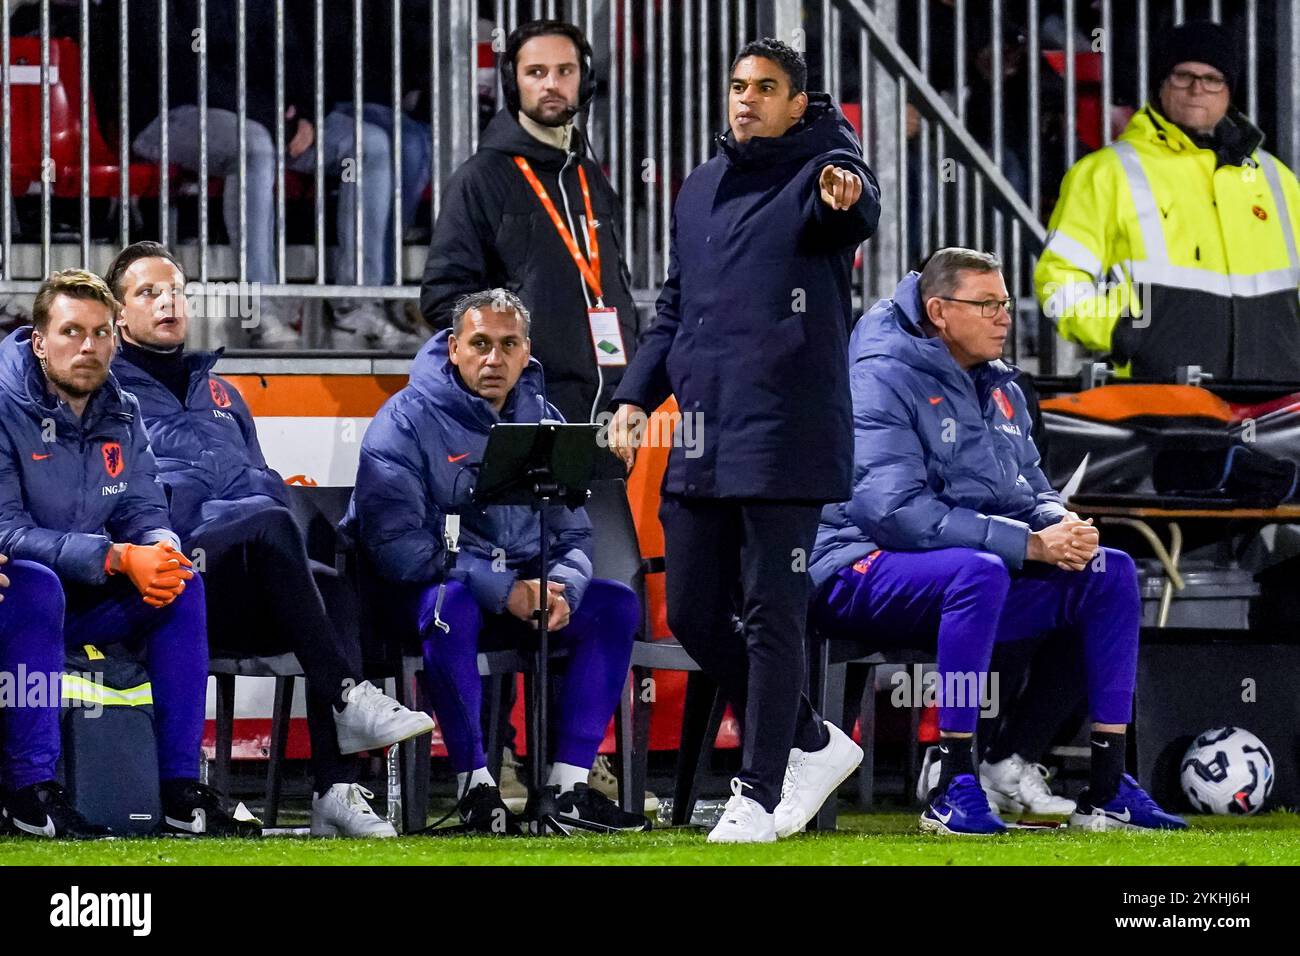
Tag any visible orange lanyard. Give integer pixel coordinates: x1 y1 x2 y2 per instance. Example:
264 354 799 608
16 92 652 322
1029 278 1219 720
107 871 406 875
513 156 602 302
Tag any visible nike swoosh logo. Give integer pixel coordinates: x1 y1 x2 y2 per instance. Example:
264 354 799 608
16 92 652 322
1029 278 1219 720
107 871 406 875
1106 808 1131 823
165 809 206 834
1094 740 1110 748
447 453 470 463
933 807 953 824
13 814 57 837
31 453 52 461
928 397 944 405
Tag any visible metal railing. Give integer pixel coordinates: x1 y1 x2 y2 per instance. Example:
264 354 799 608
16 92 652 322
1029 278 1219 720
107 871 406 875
0 0 1290 366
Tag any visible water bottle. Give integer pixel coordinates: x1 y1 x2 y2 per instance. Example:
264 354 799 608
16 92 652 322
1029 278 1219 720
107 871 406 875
386 744 401 825
655 797 728 828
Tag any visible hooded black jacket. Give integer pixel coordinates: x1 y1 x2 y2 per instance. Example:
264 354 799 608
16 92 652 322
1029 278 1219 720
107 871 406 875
419 110 639 424
612 94 880 501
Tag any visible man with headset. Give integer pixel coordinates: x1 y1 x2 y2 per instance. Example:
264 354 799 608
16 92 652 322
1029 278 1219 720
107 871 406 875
419 19 640 427
419 19 642 809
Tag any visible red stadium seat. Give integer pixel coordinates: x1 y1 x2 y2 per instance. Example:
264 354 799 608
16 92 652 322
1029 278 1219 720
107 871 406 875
1043 50 1105 152
8 37 168 198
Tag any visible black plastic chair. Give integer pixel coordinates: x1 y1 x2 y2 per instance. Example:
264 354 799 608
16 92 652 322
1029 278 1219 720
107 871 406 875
207 484 356 825
806 626 934 831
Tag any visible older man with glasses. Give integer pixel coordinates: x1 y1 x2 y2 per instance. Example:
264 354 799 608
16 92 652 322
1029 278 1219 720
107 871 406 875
809 248 1186 836
1036 19 1300 383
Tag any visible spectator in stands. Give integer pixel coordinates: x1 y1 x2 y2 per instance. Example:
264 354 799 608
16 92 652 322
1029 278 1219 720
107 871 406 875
129 0 417 349
420 18 640 806
809 249 1186 835
607 38 880 844
105 242 434 838
296 0 434 341
1035 19 1300 381
0 269 247 837
420 20 640 427
344 289 649 835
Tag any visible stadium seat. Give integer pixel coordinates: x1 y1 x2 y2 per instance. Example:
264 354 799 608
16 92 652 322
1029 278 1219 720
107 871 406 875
806 629 934 831
586 478 725 824
205 484 356 826
7 37 167 198
208 650 304 826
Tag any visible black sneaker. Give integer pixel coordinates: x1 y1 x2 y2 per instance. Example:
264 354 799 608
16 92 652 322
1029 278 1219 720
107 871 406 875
525 783 653 835
3 781 113 839
161 780 262 837
456 783 523 835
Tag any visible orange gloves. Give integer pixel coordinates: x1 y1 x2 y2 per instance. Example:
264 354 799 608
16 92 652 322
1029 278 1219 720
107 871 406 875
106 542 194 608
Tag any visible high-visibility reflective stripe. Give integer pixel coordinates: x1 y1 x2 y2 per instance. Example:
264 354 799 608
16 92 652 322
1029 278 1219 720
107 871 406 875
1045 280 1112 319
1128 261 1300 298
1112 141 1169 264
1113 142 1300 301
61 674 154 707
1259 150 1299 271
1043 229 1103 277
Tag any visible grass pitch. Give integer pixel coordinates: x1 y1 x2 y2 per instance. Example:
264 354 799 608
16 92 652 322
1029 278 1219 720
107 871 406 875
1 810 1297 866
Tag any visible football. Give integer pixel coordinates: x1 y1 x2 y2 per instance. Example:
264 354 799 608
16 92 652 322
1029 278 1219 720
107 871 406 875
1180 727 1276 815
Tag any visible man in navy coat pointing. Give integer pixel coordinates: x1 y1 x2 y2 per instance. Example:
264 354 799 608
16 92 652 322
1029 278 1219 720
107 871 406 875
607 38 881 842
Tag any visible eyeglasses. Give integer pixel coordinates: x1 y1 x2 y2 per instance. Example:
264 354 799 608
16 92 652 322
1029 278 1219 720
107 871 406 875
1167 69 1227 93
937 296 1014 318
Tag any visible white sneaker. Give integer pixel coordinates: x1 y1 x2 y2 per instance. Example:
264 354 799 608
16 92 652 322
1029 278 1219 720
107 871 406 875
980 754 1076 815
248 300 303 349
332 680 435 755
311 783 397 838
773 721 863 837
336 301 424 353
707 778 776 844
588 754 660 814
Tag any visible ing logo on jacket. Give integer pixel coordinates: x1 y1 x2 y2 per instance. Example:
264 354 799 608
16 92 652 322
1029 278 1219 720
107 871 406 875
209 378 232 409
101 442 124 478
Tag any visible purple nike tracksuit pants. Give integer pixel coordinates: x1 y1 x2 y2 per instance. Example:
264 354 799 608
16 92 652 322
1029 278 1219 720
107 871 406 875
0 561 67 790
406 578 638 774
0 568 209 788
812 547 1140 734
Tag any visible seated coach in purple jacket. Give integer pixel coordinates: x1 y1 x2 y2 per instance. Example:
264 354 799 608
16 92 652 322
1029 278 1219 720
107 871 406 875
107 242 432 839
344 289 648 836
809 248 1185 836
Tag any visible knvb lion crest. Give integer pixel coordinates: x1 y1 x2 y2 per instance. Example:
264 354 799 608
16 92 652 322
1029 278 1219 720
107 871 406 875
101 442 124 478
209 378 233 409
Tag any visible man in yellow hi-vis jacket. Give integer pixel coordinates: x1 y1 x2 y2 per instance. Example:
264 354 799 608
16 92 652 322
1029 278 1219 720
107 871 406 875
1035 20 1300 382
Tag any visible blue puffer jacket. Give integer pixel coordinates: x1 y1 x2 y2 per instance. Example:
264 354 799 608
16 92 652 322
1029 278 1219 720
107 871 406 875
111 348 288 539
810 273 1068 586
0 327 177 584
342 330 593 614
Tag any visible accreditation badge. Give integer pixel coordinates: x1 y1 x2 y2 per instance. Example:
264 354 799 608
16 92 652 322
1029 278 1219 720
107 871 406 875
587 307 627 367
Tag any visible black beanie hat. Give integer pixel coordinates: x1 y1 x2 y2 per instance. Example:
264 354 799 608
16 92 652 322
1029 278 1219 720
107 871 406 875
1155 20 1238 96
